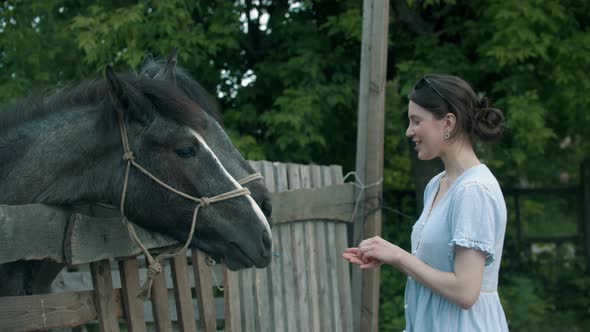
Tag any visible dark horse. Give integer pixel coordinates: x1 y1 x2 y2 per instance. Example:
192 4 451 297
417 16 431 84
138 50 272 218
0 65 272 296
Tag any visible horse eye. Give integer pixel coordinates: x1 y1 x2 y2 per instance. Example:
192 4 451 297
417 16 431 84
175 146 197 158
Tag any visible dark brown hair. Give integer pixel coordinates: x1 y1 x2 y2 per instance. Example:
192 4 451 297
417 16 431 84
409 74 504 143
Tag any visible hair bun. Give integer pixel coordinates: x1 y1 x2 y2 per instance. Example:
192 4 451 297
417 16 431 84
473 98 504 142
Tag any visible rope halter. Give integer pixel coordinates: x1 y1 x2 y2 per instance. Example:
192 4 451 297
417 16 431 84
116 112 260 299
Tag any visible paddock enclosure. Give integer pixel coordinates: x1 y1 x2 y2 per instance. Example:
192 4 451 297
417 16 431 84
0 161 355 332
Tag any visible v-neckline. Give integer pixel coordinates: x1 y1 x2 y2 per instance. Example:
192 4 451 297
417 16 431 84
427 164 485 216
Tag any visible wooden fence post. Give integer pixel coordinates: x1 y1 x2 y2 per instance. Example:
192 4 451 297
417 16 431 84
91 259 120 332
352 1 389 331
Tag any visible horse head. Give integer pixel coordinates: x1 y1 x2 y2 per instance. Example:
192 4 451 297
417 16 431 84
0 68 272 271
138 50 273 219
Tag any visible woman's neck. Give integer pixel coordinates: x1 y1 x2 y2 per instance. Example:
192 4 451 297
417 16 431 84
440 138 480 182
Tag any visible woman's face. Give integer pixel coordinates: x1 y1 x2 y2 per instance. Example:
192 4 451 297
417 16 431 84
406 100 447 160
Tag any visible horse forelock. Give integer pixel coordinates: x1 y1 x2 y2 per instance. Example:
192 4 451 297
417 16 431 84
138 59 223 124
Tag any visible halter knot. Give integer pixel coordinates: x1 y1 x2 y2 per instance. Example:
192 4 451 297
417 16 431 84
123 151 135 161
206 256 217 266
121 216 130 225
146 261 163 278
200 197 211 207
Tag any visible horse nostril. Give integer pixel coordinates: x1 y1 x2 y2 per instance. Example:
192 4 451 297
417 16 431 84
261 229 272 252
261 198 272 218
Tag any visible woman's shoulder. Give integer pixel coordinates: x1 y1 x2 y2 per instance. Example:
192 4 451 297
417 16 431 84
453 165 503 202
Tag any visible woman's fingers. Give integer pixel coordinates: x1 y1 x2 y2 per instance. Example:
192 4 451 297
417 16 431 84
342 253 364 265
358 246 375 262
344 247 359 254
360 260 381 269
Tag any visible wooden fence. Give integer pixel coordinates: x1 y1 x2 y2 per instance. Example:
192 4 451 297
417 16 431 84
0 161 354 332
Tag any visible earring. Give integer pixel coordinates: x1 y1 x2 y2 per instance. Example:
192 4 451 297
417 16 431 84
443 131 450 140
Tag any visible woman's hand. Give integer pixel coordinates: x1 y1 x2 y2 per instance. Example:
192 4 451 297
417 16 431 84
342 236 407 269
342 247 382 268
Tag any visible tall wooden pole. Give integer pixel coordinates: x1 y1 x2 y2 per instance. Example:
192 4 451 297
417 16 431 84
352 1 389 331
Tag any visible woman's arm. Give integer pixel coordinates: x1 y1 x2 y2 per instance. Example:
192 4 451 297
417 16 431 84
343 237 486 309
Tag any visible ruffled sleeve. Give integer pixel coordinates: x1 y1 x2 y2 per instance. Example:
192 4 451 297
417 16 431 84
448 182 498 266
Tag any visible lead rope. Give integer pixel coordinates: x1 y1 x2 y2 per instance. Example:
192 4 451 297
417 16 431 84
237 172 263 185
116 112 252 299
342 172 383 241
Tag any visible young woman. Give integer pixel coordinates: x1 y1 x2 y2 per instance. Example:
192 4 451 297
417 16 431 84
343 75 509 331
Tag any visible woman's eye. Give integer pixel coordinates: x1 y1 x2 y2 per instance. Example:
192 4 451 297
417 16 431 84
175 146 197 158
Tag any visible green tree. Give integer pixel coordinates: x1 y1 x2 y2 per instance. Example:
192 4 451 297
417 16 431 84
2 0 590 330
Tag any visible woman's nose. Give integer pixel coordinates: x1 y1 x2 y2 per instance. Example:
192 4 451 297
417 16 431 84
406 126 413 138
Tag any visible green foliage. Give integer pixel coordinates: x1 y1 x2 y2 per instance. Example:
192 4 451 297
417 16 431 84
500 275 551 330
1 0 589 330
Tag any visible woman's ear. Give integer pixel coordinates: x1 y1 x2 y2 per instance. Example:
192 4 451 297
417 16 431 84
444 112 457 133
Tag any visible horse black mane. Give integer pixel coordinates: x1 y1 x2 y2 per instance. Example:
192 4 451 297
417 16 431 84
0 71 211 132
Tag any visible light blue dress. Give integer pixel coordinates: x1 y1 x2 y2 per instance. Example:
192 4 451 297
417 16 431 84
404 164 509 331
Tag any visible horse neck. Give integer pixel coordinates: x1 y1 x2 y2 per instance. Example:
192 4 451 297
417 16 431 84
0 107 120 205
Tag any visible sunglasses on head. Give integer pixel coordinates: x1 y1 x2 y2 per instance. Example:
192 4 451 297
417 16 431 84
414 76 456 112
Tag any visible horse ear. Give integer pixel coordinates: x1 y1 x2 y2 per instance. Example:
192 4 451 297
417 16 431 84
152 48 179 83
140 54 155 72
166 47 179 66
105 65 154 125
105 65 126 111
166 48 178 85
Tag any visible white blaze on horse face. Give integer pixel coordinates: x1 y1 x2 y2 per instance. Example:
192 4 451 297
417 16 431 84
190 129 272 235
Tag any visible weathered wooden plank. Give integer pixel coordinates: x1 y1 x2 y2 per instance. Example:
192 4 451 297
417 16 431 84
275 162 296 332
310 165 334 332
261 160 284 332
329 165 352 331
224 268 242 332
330 165 344 184
302 166 321 332
65 213 178 265
0 290 123 331
317 221 334 332
323 166 334 186
149 258 173 332
326 222 343 332
322 167 342 332
192 249 217 332
0 204 69 264
310 165 323 189
300 164 312 188
287 164 310 332
336 223 353 332
238 269 256 332
90 259 120 332
321 170 342 331
249 161 273 332
170 254 197 332
118 258 146 332
270 184 355 225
